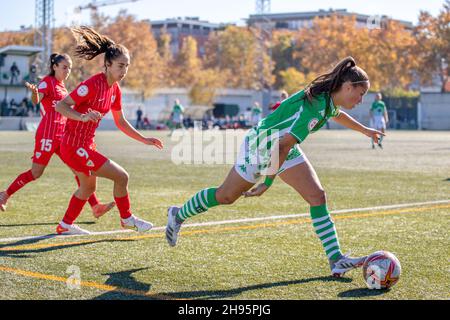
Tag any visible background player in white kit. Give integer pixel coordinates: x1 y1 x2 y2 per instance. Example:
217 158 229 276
370 93 389 149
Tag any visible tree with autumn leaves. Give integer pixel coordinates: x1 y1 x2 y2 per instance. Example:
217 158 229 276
274 15 420 94
1 3 448 98
414 1 450 92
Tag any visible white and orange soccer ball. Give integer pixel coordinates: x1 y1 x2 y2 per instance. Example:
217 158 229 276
362 251 401 290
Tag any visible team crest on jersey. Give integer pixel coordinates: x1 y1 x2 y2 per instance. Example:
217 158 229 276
38 81 47 90
35 152 42 159
86 160 95 168
77 85 89 97
308 118 319 132
111 95 116 103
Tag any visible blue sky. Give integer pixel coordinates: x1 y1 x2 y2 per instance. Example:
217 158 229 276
0 0 446 31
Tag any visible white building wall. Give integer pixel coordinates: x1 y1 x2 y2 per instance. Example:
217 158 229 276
419 93 450 130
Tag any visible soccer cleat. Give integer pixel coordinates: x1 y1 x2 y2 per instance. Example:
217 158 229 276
165 206 183 247
92 202 116 219
0 191 9 212
378 143 383 149
56 223 91 235
121 215 153 232
330 253 368 277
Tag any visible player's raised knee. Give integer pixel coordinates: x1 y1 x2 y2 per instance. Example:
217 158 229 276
116 170 129 186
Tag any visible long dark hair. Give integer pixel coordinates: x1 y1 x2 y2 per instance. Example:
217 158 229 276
305 56 369 101
48 53 71 77
71 26 129 68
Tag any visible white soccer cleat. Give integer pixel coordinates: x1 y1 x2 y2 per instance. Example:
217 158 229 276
165 206 183 247
56 222 91 235
121 215 153 232
330 253 368 277
0 191 9 212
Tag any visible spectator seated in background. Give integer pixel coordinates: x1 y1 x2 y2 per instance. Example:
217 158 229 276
142 115 151 130
237 115 247 128
1 99 8 117
183 116 194 129
8 99 18 116
23 98 34 116
15 100 28 117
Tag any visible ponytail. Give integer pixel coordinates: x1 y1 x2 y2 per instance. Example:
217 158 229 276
304 56 369 101
71 26 129 68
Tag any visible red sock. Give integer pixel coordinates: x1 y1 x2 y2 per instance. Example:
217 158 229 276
6 170 36 196
74 176 99 207
62 195 87 225
115 194 132 219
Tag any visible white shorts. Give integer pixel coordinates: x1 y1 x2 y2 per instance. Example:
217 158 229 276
234 139 307 184
252 115 262 126
172 114 183 124
373 116 386 130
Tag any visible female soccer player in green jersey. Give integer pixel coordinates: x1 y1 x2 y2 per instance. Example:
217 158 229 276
165 56 384 277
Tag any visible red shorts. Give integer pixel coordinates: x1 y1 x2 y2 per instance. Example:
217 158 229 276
60 143 109 176
32 135 62 166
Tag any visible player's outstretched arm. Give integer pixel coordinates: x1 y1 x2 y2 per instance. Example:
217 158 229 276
112 110 163 150
333 110 385 144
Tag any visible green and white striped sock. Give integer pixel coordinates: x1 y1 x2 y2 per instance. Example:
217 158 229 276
177 188 219 222
310 204 342 261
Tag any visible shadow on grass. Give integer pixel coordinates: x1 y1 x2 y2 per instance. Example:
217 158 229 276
0 237 135 259
157 276 353 300
338 287 390 298
93 268 154 300
0 221 96 228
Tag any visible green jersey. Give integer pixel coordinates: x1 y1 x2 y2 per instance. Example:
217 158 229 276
371 101 386 117
173 103 184 116
254 89 339 142
252 105 262 115
242 90 340 170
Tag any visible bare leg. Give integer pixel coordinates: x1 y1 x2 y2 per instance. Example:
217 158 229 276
279 159 345 268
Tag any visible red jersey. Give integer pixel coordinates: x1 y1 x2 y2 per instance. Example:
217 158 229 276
36 75 68 141
271 101 282 112
63 73 122 147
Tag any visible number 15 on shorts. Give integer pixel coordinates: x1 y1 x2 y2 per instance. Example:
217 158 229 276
40 139 53 152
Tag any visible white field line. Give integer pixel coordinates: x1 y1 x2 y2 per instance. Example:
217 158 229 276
0 199 449 244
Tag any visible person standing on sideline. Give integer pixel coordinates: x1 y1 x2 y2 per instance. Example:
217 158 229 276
135 107 143 129
170 99 185 136
251 101 263 126
370 93 388 149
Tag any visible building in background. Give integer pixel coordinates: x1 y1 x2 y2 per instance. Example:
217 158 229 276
0 45 42 102
247 8 414 30
148 17 232 56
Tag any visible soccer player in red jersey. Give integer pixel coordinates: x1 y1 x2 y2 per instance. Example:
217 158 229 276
54 26 164 235
270 90 289 112
0 53 115 218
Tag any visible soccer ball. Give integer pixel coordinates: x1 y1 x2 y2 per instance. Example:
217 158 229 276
362 251 401 290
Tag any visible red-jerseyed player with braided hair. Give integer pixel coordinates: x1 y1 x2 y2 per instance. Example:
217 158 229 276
0 53 115 218
54 26 163 235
